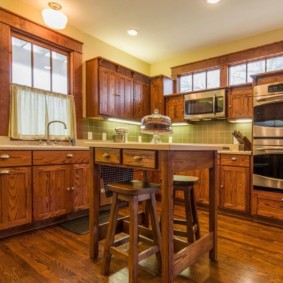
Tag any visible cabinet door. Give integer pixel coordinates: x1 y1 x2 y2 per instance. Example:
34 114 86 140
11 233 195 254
99 67 116 116
150 77 165 114
228 86 253 119
0 167 31 229
33 165 70 221
116 74 133 119
165 95 184 122
220 165 249 212
133 79 150 120
71 163 90 211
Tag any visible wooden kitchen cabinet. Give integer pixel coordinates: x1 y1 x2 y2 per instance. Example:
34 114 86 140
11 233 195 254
133 73 150 120
219 154 251 213
228 84 253 120
165 94 184 122
86 57 150 120
150 75 173 115
0 151 32 230
252 191 283 221
33 150 90 221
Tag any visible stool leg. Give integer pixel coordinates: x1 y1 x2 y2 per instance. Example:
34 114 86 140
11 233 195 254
128 195 139 283
147 193 162 273
190 188 201 240
184 188 195 243
101 192 120 275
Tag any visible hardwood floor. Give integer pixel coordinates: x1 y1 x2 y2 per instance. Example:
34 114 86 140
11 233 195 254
0 203 282 283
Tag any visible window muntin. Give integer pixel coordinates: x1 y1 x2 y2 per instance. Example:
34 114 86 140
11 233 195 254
11 35 68 95
180 68 220 92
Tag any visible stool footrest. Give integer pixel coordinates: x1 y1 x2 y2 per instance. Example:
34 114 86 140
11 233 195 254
138 245 160 262
112 235 130 247
109 246 128 261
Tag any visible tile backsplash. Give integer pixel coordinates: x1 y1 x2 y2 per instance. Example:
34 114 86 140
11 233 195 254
83 118 252 144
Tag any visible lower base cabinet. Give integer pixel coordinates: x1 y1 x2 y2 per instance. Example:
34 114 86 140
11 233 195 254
0 167 32 229
33 163 89 221
252 191 283 221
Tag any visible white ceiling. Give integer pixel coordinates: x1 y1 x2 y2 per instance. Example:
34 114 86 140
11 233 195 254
18 0 283 63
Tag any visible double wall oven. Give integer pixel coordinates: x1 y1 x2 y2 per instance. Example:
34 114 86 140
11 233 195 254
253 82 283 192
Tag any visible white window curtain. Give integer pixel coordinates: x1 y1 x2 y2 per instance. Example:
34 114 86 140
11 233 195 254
9 84 76 140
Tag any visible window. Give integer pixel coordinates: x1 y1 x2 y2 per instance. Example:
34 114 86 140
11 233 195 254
10 35 75 140
179 68 220 92
12 36 68 94
229 55 283 85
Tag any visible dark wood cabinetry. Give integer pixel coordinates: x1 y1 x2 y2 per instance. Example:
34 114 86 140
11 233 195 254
150 75 173 115
219 154 251 213
165 94 184 122
0 151 32 230
86 57 149 120
228 85 253 120
33 150 90 221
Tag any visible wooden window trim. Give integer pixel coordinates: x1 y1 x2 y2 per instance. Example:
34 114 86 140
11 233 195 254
0 8 83 137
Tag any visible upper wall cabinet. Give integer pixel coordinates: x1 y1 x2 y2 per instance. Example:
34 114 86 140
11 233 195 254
165 94 184 122
86 57 150 120
150 75 173 115
227 84 253 120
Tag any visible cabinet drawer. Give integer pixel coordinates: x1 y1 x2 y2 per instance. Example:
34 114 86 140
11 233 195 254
123 149 156 169
252 191 283 221
0 151 32 167
33 150 90 165
95 148 121 164
221 154 250 167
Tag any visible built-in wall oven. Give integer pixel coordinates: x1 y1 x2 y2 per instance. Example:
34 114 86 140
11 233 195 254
253 82 283 192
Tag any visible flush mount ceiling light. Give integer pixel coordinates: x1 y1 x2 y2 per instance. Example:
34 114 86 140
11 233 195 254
205 0 222 4
42 2 68 30
127 29 138 36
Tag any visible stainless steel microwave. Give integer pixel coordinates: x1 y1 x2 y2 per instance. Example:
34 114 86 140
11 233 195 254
184 89 226 121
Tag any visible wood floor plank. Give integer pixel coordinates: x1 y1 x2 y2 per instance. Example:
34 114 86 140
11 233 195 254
0 203 282 283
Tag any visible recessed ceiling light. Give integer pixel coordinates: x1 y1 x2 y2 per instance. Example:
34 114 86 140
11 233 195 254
205 0 222 4
127 29 138 36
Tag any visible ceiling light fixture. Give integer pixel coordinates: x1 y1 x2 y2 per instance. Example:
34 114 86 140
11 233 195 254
205 0 222 4
127 29 138 36
42 2 68 30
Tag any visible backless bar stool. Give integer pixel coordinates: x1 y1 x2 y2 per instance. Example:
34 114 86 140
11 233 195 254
173 175 201 243
101 180 162 283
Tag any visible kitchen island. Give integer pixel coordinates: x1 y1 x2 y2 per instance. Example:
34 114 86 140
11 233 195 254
88 142 222 283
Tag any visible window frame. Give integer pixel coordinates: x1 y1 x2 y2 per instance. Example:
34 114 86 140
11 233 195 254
11 32 71 95
179 67 221 93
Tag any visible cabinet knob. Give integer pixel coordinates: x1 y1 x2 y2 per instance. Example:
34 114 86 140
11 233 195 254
66 154 74 158
0 154 10 159
220 185 223 189
134 155 142 161
0 169 9 174
71 187 75 191
66 187 70 191
231 157 237 161
103 152 110 159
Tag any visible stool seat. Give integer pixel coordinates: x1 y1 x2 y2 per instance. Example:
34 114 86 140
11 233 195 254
108 180 160 195
173 175 199 187
101 180 162 283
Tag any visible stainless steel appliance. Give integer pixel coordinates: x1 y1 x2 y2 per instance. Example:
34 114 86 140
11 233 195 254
184 89 226 121
253 82 283 192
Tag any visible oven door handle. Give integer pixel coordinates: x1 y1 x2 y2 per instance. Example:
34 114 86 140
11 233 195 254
255 147 283 153
256 93 283 103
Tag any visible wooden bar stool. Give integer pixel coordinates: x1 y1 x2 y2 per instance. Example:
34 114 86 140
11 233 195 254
173 175 201 243
101 180 162 283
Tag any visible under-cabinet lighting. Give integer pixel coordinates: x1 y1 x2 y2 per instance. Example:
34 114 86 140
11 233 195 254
108 118 141 125
172 122 189 126
229 119 252 123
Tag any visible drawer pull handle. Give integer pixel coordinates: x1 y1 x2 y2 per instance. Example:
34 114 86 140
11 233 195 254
103 153 110 159
134 155 142 161
0 154 10 159
0 170 10 174
231 157 237 161
66 154 74 158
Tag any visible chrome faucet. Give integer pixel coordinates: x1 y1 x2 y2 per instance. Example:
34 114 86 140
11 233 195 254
47 120 67 144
